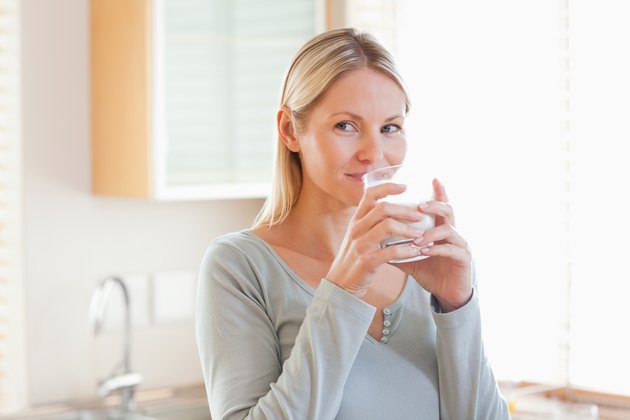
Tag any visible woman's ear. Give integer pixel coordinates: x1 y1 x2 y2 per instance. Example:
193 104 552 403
277 107 301 152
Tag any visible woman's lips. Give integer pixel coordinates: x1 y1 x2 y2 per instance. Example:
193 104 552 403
346 172 367 182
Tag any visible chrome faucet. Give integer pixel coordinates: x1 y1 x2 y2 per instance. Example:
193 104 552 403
89 276 143 413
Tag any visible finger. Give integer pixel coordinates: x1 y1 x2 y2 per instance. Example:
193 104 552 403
355 182 407 220
433 178 449 202
419 200 455 227
354 201 427 237
382 243 423 263
357 217 425 253
419 243 471 263
354 241 422 272
431 179 451 227
413 223 467 249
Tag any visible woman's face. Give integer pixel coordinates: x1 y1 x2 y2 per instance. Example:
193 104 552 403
296 68 408 208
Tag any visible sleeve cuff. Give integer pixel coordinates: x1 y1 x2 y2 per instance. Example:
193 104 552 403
316 279 376 322
431 287 480 329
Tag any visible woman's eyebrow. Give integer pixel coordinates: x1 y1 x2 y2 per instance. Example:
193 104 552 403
329 112 404 121
329 111 363 120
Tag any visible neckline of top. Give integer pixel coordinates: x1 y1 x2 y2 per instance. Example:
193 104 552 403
242 229 412 314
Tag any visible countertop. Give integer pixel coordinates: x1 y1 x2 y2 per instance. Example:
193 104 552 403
503 382 630 420
5 382 630 419
0 384 209 420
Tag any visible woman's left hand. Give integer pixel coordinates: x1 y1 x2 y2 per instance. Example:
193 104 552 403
395 179 473 312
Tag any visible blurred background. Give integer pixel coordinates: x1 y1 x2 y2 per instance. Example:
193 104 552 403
0 0 629 418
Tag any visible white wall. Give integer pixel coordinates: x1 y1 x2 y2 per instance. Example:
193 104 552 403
21 0 264 406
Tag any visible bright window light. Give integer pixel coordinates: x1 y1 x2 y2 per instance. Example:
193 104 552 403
346 0 630 395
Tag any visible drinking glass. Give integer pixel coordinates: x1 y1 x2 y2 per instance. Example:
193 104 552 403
362 164 435 263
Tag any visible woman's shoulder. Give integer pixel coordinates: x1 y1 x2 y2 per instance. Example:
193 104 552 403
199 230 276 290
204 229 269 262
203 229 291 277
210 229 258 248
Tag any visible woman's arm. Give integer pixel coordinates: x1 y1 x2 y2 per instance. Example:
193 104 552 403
432 287 511 420
394 178 509 419
196 241 375 420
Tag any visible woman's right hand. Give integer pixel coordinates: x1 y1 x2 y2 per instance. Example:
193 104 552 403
326 182 426 298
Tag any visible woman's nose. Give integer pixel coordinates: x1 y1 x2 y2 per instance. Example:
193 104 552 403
356 132 384 163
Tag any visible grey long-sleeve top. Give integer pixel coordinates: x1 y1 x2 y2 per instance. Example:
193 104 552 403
196 230 510 420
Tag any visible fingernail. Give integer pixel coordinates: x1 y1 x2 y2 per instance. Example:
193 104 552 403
413 236 424 245
420 247 431 254
418 201 429 209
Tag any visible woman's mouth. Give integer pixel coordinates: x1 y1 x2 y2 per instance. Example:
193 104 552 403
346 172 367 182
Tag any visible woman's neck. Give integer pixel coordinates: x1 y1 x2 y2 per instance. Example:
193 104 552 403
277 191 355 261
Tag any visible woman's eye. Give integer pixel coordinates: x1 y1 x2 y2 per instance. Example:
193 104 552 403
381 124 401 133
335 121 355 132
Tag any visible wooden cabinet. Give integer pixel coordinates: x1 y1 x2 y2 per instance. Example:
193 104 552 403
91 0 322 199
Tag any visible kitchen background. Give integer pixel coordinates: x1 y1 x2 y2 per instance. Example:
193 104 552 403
2 0 630 418
9 0 264 409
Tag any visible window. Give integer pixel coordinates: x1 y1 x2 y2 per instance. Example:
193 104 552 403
157 0 318 188
565 0 630 395
345 0 630 396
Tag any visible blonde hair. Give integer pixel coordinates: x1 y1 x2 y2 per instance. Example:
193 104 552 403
253 28 411 228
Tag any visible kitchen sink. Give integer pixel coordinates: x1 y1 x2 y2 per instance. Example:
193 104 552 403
49 405 211 420
144 405 210 420
53 410 157 420
0 385 211 420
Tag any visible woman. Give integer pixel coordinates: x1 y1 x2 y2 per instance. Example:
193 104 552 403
196 28 510 419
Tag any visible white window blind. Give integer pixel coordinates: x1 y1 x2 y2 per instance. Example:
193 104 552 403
157 0 317 187
0 0 25 412
566 0 630 395
395 0 569 385
346 0 630 397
